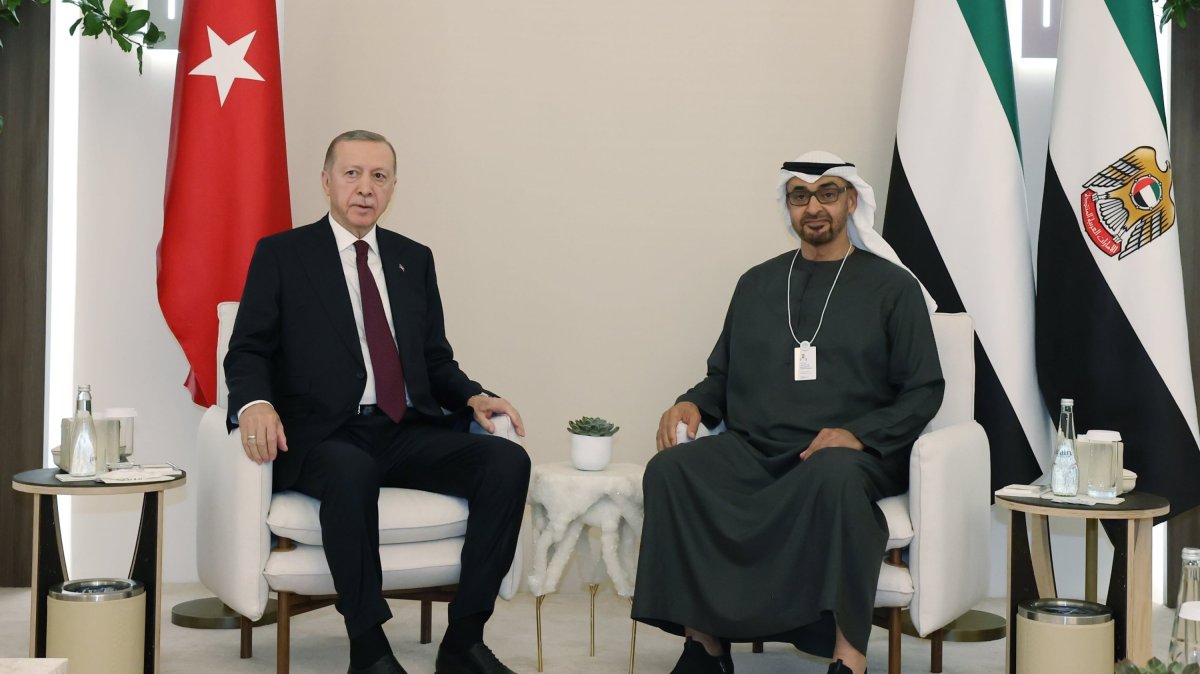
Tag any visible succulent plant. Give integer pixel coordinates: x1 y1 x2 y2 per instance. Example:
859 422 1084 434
1116 658 1200 674
567 416 619 437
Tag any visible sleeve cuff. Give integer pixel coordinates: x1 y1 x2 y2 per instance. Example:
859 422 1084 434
236 400 272 423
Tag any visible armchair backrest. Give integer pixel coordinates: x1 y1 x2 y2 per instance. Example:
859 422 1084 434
926 313 974 432
215 301 239 411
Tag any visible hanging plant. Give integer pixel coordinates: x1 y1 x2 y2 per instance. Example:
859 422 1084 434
1159 0 1200 29
0 0 166 132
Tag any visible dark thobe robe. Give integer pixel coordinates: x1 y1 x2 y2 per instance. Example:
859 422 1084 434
631 248 944 656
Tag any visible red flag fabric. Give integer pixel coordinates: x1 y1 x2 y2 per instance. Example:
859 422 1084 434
158 0 291 407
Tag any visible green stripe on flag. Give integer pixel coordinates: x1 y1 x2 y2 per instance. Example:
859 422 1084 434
956 0 1021 153
1103 0 1167 130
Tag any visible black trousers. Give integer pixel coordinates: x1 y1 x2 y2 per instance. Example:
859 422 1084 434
290 412 531 639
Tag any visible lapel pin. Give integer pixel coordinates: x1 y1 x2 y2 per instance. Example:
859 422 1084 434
398 263 406 272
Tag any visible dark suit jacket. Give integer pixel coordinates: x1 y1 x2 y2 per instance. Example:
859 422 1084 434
224 217 485 491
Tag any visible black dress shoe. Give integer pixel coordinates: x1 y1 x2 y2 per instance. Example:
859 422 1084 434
826 660 864 674
670 638 733 674
348 653 408 674
435 641 517 674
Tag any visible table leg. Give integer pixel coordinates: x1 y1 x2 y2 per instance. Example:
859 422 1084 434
1085 518 1098 603
1007 510 1040 674
1029 513 1056 598
536 594 546 672
1124 518 1154 665
129 491 164 674
30 493 66 657
1109 519 1130 663
628 597 637 674
588 583 600 656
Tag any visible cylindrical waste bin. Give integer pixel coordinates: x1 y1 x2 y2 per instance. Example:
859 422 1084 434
47 578 145 674
1017 598 1114 674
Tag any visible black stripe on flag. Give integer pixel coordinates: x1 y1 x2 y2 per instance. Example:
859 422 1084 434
883 147 1043 492
1037 156 1200 521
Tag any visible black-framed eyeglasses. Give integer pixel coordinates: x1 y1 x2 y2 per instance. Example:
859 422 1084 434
786 186 847 207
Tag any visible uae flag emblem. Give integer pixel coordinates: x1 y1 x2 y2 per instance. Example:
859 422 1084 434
1037 0 1200 520
1080 146 1175 258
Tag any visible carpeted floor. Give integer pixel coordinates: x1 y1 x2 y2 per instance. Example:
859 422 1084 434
0 584 1178 673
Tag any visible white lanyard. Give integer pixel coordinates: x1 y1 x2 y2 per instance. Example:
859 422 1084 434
786 244 853 348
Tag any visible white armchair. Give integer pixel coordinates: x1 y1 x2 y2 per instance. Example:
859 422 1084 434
195 301 523 674
674 312 990 674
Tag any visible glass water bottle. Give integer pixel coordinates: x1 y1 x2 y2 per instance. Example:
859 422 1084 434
1051 398 1079 496
67 385 98 477
1170 547 1200 665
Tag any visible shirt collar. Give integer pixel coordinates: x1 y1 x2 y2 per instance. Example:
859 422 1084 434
328 214 380 255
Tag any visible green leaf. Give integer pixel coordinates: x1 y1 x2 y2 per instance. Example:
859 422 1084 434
107 0 127 25
112 30 132 52
118 7 146 34
135 44 142 73
68 16 81 34
0 114 5 134
144 22 163 46
0 8 19 27
81 10 103 36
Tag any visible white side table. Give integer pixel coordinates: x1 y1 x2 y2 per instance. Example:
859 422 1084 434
527 462 644 673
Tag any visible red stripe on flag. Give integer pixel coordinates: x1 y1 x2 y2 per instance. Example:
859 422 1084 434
158 0 291 407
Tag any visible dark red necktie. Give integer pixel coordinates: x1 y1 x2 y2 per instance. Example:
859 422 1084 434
354 240 406 422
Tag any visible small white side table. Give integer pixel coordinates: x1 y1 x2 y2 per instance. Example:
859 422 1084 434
527 462 644 673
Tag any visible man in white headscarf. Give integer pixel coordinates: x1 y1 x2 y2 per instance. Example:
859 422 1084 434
631 152 944 674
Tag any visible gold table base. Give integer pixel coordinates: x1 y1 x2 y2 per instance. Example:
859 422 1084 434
535 591 637 674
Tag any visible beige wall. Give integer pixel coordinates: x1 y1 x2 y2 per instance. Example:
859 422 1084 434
281 1 915 466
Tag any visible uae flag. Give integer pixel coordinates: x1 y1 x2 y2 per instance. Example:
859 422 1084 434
1037 0 1200 519
158 0 291 407
883 0 1049 490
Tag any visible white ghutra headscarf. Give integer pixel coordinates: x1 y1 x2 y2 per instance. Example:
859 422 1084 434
778 150 937 313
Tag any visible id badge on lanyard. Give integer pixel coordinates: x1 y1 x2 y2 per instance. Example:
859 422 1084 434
794 341 816 381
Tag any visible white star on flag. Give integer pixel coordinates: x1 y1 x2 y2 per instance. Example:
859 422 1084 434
188 27 264 106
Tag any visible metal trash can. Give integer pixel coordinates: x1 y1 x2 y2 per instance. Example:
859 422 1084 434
1017 598 1113 674
47 578 145 674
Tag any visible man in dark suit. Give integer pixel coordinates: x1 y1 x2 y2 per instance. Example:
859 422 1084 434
225 129 531 674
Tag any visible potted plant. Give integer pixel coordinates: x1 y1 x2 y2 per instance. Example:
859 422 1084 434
1116 658 1200 674
567 416 619 471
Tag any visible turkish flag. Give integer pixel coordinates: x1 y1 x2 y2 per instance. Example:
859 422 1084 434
158 0 291 407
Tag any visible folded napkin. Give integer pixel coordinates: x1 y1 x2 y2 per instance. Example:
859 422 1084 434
98 464 182 484
995 484 1049 499
994 483 1123 506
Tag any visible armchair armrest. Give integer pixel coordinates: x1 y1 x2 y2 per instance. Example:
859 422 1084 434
470 413 524 599
196 405 273 620
907 419 990 635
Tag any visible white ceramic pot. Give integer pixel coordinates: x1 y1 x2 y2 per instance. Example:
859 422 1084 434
570 434 613 471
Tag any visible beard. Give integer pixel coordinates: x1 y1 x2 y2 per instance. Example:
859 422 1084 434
793 213 848 246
